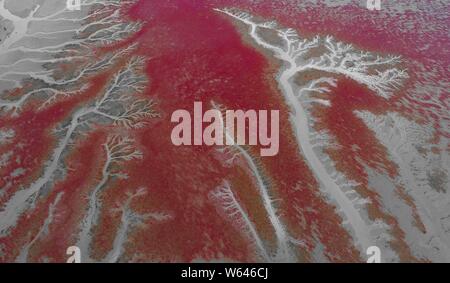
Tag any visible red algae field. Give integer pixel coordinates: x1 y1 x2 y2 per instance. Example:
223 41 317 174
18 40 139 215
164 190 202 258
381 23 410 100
0 0 448 263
